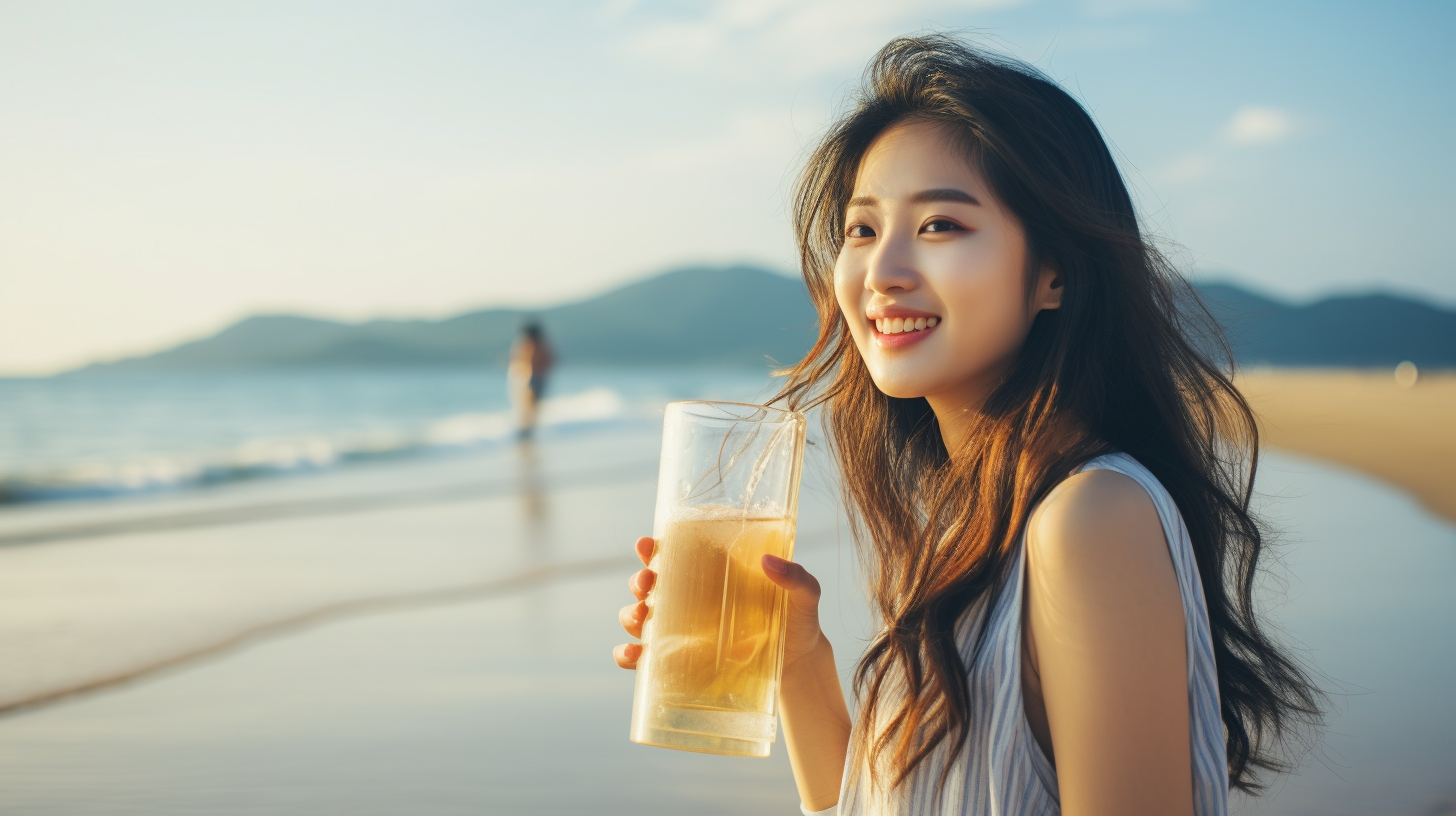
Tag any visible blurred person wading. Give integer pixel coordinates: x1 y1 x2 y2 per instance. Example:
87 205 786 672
509 321 555 439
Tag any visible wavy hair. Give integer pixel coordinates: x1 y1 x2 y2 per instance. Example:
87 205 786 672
773 34 1320 793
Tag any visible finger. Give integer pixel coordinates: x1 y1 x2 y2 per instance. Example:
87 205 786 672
628 567 656 601
761 554 822 601
613 642 642 670
618 601 647 638
635 536 655 566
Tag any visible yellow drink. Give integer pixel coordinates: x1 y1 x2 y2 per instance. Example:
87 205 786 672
630 511 796 757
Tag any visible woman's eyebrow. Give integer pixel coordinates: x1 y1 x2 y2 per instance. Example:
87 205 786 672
845 189 982 209
911 188 981 206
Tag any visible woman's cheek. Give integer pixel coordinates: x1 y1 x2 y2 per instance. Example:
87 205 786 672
959 299 1031 377
832 263 868 350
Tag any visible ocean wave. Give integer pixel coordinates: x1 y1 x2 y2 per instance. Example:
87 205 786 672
0 387 636 505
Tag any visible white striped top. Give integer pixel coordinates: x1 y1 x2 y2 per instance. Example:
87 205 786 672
810 453 1229 816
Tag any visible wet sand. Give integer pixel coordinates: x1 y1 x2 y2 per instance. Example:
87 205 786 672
0 428 864 815
0 430 667 714
0 422 1453 813
1238 369 1456 523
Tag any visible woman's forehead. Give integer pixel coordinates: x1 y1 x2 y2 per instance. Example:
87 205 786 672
852 121 991 202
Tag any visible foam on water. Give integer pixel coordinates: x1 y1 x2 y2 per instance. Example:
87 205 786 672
0 366 784 505
0 387 630 503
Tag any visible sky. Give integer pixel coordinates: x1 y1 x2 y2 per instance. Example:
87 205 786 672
1 0 1452 375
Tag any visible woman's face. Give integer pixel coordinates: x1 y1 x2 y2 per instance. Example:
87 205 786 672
833 120 1062 408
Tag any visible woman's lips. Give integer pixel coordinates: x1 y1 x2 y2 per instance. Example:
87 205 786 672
871 317 939 349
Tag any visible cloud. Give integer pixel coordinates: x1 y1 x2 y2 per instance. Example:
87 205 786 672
1221 105 1298 146
617 0 1025 78
1155 105 1303 186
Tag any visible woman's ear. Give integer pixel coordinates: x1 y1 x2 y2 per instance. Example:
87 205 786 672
1035 263 1064 312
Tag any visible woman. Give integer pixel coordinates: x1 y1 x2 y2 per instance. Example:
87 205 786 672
508 321 554 439
615 36 1319 815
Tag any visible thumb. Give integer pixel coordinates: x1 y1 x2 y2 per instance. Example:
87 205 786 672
761 554 821 601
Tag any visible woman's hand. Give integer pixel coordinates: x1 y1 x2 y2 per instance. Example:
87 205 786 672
760 553 828 671
612 536 656 669
610 538 828 672
765 553 850 813
612 535 846 812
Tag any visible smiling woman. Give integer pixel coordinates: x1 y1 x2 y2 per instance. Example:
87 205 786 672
768 35 1322 815
615 34 1322 816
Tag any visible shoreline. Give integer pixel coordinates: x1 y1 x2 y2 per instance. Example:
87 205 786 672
1236 369 1456 524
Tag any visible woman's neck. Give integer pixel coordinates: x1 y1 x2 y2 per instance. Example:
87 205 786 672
925 376 1001 457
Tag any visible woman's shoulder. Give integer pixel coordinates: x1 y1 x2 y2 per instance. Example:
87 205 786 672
1025 459 1170 579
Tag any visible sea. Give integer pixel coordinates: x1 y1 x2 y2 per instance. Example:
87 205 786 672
0 366 782 504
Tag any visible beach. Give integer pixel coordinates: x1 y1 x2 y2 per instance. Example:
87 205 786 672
0 410 867 814
1238 369 1456 522
3 0 1450 810
1 371 1453 814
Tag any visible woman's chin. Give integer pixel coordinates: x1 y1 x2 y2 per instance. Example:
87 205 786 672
868 374 935 401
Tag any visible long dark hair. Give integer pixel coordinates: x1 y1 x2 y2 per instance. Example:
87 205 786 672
774 34 1320 794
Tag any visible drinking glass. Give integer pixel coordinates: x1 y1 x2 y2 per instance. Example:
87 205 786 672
629 400 807 757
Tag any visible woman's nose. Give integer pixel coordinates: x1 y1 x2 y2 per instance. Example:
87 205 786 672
863 238 919 294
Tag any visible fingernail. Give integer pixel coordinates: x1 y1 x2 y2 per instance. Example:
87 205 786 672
761 554 790 575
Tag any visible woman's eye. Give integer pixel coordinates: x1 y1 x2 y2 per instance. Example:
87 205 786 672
846 224 876 239
921 219 964 234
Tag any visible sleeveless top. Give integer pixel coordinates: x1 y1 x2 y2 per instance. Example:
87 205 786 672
812 453 1229 816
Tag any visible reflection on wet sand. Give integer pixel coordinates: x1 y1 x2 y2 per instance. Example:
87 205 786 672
516 439 549 565
515 438 554 645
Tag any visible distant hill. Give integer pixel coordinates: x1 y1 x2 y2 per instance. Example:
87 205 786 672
81 265 817 371
1196 283 1456 368
76 265 1455 372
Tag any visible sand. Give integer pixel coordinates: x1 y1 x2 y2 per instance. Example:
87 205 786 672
1237 369 1456 523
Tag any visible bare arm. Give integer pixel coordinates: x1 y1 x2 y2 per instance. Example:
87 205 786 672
1025 469 1195 816
762 556 853 812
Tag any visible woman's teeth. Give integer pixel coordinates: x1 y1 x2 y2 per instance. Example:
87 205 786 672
874 316 938 334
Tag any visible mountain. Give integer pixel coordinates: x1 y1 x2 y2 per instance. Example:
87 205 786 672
82 265 817 371
76 265 1455 372
1196 284 1456 367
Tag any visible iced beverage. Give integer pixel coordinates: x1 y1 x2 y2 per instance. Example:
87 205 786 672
630 401 806 757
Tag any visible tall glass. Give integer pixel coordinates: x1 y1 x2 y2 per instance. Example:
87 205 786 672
630 400 807 758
